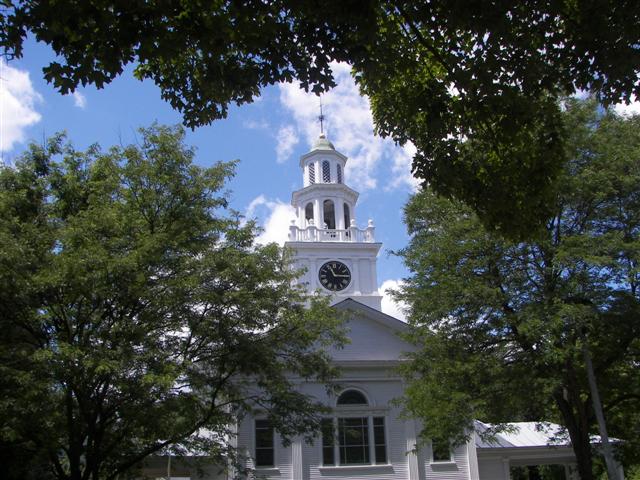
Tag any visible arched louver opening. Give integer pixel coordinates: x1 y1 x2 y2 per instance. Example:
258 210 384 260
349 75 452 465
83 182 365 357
337 389 368 405
343 203 350 230
322 160 331 183
309 162 316 184
337 164 343 184
305 202 314 224
323 200 336 229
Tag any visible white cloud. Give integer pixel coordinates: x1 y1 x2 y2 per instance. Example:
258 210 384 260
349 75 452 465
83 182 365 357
278 62 417 192
0 59 42 152
389 142 420 192
614 96 640 117
276 124 299 163
380 279 409 321
243 118 270 130
246 195 296 246
72 91 87 109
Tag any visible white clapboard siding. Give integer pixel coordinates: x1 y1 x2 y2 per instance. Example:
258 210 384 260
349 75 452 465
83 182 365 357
423 442 471 480
328 301 416 363
478 458 508 480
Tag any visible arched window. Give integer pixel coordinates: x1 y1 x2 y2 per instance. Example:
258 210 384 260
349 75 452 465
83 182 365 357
322 389 387 466
308 162 316 184
322 160 331 183
305 203 314 224
337 164 343 183
343 203 350 230
337 389 367 405
323 200 336 229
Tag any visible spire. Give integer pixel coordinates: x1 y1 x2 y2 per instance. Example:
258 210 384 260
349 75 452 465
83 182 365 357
318 97 325 134
312 97 335 150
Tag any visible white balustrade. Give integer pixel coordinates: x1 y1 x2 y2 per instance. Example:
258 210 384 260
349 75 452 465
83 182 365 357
288 221 376 243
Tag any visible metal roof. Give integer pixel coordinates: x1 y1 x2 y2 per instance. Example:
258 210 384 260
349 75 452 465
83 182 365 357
312 133 335 151
475 421 571 448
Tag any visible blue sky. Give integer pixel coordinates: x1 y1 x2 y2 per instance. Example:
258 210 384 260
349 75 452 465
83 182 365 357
1 38 426 318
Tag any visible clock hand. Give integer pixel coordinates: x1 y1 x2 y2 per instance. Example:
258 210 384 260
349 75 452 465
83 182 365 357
333 274 350 278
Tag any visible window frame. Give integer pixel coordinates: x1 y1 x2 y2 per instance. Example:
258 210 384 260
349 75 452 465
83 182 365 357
320 389 389 467
430 437 454 463
254 418 276 468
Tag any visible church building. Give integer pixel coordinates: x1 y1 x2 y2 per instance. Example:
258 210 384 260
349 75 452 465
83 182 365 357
145 132 602 480
232 134 588 480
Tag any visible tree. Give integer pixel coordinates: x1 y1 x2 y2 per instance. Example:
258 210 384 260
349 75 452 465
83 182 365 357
2 1 640 237
0 124 343 480
394 99 640 480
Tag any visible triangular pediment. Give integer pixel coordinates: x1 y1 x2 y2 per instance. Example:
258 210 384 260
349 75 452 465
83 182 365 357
327 298 417 363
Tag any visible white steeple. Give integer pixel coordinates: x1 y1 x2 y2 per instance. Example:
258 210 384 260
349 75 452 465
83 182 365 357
286 133 383 310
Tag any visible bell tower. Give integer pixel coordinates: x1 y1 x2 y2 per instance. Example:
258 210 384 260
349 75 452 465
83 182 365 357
285 133 383 310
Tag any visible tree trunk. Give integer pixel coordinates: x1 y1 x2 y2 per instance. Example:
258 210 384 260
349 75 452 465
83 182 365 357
582 340 620 480
553 387 594 480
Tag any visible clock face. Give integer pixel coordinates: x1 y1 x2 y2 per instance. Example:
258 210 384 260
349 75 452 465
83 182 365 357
319 261 351 291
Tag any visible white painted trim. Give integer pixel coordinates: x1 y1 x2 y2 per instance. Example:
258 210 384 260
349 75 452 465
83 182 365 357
285 242 382 253
291 184 358 207
284 372 403 382
334 386 373 407
467 432 480 480
333 298 411 332
299 148 348 166
253 467 281 475
477 445 578 462
318 464 394 474
331 406 390 416
319 411 390 468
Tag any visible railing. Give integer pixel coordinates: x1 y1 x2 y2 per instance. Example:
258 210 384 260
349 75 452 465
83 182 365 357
288 220 376 243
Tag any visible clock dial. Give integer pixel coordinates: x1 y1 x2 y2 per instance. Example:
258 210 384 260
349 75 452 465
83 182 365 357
318 261 351 291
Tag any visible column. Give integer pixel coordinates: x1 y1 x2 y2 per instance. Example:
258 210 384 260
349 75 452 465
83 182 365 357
466 431 480 480
502 457 511 480
314 199 322 230
404 419 420 480
291 437 303 480
335 199 345 231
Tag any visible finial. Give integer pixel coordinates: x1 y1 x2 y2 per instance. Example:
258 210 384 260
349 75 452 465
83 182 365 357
318 97 325 134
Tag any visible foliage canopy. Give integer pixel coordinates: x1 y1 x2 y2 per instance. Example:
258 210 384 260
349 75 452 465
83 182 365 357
2 1 640 237
0 124 343 480
396 99 640 480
